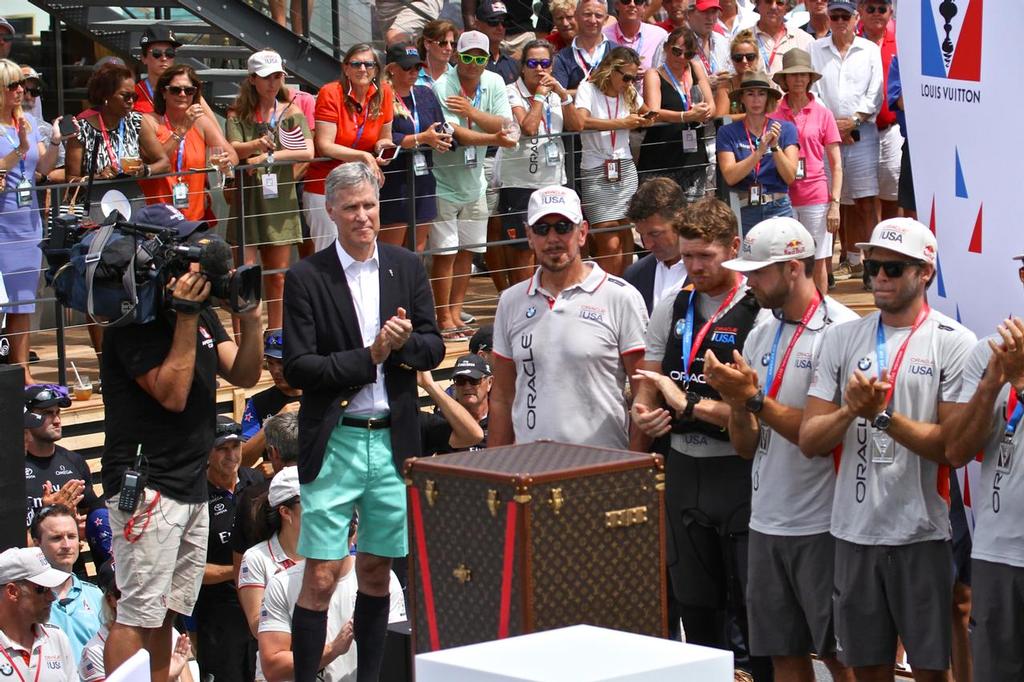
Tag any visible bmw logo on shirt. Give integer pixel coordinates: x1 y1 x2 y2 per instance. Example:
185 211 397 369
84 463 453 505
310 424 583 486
526 306 536 319
857 357 872 371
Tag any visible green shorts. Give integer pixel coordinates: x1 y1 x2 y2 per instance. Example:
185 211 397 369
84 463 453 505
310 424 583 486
297 421 408 560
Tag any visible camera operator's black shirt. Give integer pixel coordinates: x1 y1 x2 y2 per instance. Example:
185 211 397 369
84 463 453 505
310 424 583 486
100 308 230 503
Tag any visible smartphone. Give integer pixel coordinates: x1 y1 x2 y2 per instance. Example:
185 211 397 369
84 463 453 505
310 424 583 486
642 111 658 120
377 146 399 162
440 122 455 136
58 116 77 138
851 128 861 142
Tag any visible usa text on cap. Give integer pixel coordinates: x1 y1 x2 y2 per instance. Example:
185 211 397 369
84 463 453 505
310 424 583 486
526 186 584 225
855 218 937 264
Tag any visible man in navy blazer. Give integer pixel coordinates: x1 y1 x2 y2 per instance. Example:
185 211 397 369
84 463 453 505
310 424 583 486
282 162 444 682
624 178 688 314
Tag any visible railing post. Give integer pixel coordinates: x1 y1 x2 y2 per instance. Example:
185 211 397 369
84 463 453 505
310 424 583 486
405 159 418 252
331 0 342 61
236 168 247 265
47 185 68 388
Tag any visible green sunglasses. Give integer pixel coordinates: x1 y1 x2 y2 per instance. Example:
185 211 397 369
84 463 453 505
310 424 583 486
459 53 489 66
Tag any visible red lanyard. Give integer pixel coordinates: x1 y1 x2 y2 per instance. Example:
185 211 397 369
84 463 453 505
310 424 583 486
607 96 620 153
696 38 713 75
878 304 931 406
96 112 123 170
163 115 185 175
686 278 742 374
760 28 787 71
744 118 768 178
0 642 41 682
766 292 822 398
574 41 606 78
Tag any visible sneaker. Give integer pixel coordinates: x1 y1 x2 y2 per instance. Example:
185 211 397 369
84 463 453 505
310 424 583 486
828 272 836 291
832 261 863 282
460 311 476 324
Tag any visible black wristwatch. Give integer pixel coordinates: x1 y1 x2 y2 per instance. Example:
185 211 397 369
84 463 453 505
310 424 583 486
871 408 893 431
681 391 701 421
745 389 765 415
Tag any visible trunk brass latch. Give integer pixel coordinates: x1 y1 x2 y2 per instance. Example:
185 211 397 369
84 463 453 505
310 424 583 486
605 506 649 528
425 480 439 507
453 564 472 584
486 489 501 517
547 487 565 514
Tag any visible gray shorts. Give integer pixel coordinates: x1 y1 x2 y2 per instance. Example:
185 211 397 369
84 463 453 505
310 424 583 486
747 531 837 658
970 558 1024 680
833 538 952 671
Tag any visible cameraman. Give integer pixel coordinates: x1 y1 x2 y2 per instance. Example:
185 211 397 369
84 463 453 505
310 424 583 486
98 204 263 682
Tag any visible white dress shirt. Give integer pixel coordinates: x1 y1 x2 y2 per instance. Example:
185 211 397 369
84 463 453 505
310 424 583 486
335 240 389 416
809 36 883 121
652 259 687 309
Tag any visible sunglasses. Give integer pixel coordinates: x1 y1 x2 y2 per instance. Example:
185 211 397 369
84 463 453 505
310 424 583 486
118 91 138 102
530 220 576 236
25 87 41 97
453 375 484 386
616 69 638 83
429 39 457 48
165 85 197 96
6 80 25 91
525 58 552 69
346 60 377 70
620 0 648 5
459 53 489 66
21 582 52 595
863 5 889 13
484 19 505 26
864 259 922 279
670 46 696 59
149 48 176 59
760 0 789 6
828 12 853 21
732 52 758 63
215 420 242 437
27 385 70 407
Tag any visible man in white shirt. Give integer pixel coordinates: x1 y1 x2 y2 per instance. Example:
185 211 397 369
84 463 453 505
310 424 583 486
624 177 688 314
753 0 813 75
717 0 760 41
689 0 733 85
0 547 77 682
809 0 883 283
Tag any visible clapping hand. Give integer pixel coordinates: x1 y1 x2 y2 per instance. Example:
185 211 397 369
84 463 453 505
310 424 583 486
383 307 413 350
988 317 1024 390
844 369 891 420
704 349 759 408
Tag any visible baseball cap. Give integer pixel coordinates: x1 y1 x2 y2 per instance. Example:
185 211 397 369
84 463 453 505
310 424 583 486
723 217 816 272
0 19 14 36
21 66 42 83
133 203 210 239
827 1 856 14
264 332 284 359
476 0 509 22
457 30 490 54
692 0 722 11
25 384 72 410
469 325 493 354
248 50 286 77
526 186 584 226
213 415 242 447
0 547 69 588
24 407 43 429
268 466 300 507
140 25 182 49
855 218 938 264
386 42 424 69
452 353 492 380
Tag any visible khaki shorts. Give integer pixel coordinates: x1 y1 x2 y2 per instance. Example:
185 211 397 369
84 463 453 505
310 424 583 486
502 31 537 57
376 0 443 36
107 489 209 628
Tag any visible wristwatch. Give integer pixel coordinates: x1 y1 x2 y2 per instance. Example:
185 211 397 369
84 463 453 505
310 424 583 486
681 391 702 421
871 408 893 431
745 389 765 415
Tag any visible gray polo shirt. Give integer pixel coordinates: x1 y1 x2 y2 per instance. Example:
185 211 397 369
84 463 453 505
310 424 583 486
957 338 1024 568
742 296 859 536
808 308 975 545
493 262 648 449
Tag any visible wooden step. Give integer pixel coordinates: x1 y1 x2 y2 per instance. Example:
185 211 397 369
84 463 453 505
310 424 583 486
90 18 225 35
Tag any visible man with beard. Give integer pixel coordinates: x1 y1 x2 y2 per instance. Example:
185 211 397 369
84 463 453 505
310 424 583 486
490 185 648 449
799 218 975 680
702 218 857 682
629 196 767 680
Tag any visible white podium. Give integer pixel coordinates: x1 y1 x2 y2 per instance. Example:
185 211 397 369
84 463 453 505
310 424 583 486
415 624 734 682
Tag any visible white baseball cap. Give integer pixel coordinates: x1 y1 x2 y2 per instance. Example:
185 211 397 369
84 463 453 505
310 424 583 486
723 217 815 272
526 186 584 226
248 50 286 77
855 217 937 264
268 466 300 507
0 547 69 588
457 30 490 54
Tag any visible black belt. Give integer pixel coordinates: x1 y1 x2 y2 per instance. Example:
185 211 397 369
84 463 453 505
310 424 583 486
341 416 391 430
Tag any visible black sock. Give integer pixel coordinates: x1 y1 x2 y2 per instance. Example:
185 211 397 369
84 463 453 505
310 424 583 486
353 591 390 682
291 604 328 682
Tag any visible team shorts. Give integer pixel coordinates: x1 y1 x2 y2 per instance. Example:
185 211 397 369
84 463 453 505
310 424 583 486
793 202 832 260
833 538 952 671
107 489 209 627
298 421 408 560
838 123 880 204
498 187 534 251
747 531 837 658
970 558 1024 681
432 195 489 254
877 125 903 202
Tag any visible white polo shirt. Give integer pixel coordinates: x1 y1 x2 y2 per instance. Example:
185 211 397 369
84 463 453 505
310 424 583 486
239 533 301 590
809 36 883 120
0 623 76 682
493 262 648 449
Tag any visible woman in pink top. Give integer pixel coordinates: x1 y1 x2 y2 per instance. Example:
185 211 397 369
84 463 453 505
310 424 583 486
772 48 842 292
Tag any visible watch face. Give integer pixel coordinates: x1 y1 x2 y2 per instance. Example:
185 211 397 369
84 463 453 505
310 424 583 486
872 412 892 430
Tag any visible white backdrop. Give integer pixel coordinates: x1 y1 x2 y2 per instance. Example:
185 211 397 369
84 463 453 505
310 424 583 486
897 0 1017 335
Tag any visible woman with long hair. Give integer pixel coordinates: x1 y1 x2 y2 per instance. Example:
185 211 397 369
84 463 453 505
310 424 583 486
714 29 760 119
303 43 396 251
638 28 715 202
416 19 458 86
226 49 313 332
0 59 74 383
575 46 654 276
142 64 238 221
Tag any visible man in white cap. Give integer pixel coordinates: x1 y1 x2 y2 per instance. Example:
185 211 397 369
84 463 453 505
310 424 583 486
490 185 648 449
0 19 14 60
946 253 1024 679
799 217 976 679
0 547 77 681
703 217 857 681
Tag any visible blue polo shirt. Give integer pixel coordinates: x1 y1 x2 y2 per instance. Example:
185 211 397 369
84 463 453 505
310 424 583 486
49 574 104 663
716 117 799 194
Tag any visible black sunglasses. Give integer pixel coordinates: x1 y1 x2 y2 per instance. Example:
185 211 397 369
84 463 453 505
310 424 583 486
118 91 138 102
670 46 696 59
27 385 70 407
165 85 197 96
215 420 242 437
620 0 648 5
6 79 25 91
616 69 638 83
25 87 41 97
732 53 758 62
526 58 552 69
20 582 51 595
863 5 889 13
530 220 576 236
484 18 505 26
453 375 484 386
864 259 922 279
148 48 176 59
347 60 377 70
828 12 853 21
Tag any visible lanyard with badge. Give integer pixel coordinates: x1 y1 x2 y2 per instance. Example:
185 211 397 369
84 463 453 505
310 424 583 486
97 113 126 173
999 388 1023 476
679 279 742 387
604 95 622 182
460 83 482 167
743 119 768 204
871 304 931 463
0 643 41 682
404 89 431 176
573 39 607 79
1 120 32 208
757 29 786 72
788 103 807 180
164 115 190 208
143 80 155 107
663 67 700 153
255 103 280 199
519 82 560 167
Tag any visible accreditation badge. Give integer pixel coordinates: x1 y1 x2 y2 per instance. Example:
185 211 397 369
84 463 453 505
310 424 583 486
261 172 279 199
682 129 699 153
871 430 895 464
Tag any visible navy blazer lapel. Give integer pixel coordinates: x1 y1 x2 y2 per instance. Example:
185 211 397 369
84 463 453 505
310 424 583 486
319 247 362 347
377 245 400 323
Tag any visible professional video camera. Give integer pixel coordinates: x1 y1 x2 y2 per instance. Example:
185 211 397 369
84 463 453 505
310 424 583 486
42 204 261 327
